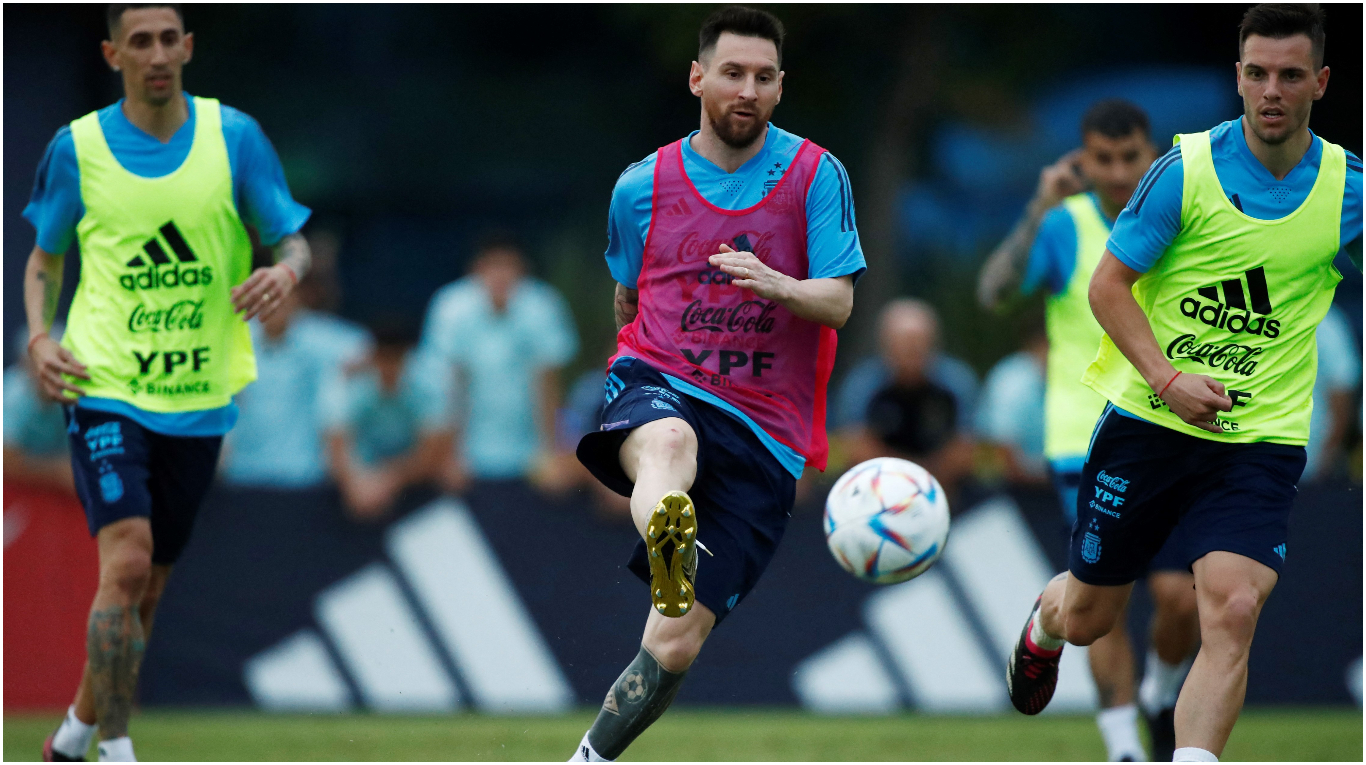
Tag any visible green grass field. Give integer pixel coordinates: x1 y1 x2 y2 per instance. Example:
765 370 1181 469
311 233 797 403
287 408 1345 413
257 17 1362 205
5 707 1360 761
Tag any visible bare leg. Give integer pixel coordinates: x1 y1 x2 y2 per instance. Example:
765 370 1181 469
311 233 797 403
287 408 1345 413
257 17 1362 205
1174 552 1278 756
1087 605 1136 708
1038 572 1134 647
72 564 171 726
618 418 698 540
86 518 155 742
1149 571 1200 663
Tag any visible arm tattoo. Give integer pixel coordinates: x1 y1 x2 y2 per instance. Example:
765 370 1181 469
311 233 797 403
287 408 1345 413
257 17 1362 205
274 233 312 280
86 605 146 740
977 198 1051 311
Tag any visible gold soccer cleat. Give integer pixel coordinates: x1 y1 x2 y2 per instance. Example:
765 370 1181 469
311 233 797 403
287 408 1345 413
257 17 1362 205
645 490 698 618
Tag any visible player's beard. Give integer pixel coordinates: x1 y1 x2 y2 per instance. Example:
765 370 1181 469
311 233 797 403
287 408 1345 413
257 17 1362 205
705 100 772 149
1245 104 1309 146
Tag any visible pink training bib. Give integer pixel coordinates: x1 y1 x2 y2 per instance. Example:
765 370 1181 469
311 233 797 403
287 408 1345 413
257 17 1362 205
613 137 838 471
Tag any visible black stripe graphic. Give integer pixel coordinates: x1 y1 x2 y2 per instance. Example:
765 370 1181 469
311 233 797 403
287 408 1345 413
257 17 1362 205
159 222 198 263
142 239 172 265
1198 285 1220 302
126 255 147 267
1220 279 1247 310
1244 266 1272 315
827 155 850 233
837 158 855 232
1130 151 1181 214
1130 146 1180 205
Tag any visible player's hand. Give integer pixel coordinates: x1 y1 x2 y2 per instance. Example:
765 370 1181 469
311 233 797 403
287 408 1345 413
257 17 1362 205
343 468 397 521
439 455 471 495
1159 372 1233 434
231 264 297 322
1036 149 1087 209
709 244 794 302
27 334 89 402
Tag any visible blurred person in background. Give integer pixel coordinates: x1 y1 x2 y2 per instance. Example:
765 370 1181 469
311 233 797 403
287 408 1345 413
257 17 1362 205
420 233 579 492
219 238 370 488
974 322 1048 486
562 339 634 520
1304 303 1360 481
981 98 1198 761
4 325 74 494
834 299 976 492
1013 7 1361 762
22 5 312 761
322 319 449 521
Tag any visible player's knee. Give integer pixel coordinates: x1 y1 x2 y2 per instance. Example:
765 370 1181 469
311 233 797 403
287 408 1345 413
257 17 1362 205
639 423 696 468
99 547 153 601
1060 605 1119 647
1204 586 1261 641
647 632 704 673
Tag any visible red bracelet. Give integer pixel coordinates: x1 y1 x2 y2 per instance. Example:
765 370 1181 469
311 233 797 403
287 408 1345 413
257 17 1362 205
1158 370 1182 398
279 263 299 284
26 332 48 355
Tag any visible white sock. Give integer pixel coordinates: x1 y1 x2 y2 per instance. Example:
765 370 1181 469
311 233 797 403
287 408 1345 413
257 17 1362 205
52 705 97 760
568 732 611 762
1096 703 1146 761
1029 613 1065 651
1173 746 1218 762
1140 650 1193 714
97 736 136 762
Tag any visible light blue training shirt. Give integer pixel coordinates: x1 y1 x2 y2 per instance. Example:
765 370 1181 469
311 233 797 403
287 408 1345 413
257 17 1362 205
1104 117 1362 424
606 124 867 478
22 93 311 437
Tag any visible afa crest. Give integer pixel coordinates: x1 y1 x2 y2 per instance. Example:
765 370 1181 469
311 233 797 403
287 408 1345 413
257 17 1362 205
1081 532 1102 564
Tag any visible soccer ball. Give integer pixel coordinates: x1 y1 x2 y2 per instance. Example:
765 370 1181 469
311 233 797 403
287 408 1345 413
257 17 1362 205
823 457 950 584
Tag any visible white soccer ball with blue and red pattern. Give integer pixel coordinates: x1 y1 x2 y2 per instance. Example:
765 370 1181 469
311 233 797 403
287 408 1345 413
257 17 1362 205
823 457 950 585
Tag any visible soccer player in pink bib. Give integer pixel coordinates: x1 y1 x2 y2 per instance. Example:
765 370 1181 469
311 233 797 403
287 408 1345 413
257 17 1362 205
569 7 865 761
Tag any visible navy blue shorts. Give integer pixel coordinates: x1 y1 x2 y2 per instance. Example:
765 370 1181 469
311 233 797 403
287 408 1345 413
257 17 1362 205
575 357 796 626
1052 467 1190 574
66 407 223 565
1069 404 1306 586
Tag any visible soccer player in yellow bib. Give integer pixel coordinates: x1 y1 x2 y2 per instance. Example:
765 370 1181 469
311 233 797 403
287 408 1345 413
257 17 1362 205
980 101 1199 761
24 5 312 761
1005 6 1361 762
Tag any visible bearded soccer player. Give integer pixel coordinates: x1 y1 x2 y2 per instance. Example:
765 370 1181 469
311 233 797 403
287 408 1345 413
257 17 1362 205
1006 5 1361 762
27 5 311 761
979 101 1200 761
568 7 864 761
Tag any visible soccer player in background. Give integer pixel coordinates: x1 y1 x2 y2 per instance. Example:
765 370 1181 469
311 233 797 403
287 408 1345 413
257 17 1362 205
568 6 864 761
1005 5 1361 762
27 5 312 760
979 101 1200 761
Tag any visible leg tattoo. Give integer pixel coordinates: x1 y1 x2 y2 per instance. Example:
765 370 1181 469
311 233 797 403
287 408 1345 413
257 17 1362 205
587 645 688 760
86 606 145 740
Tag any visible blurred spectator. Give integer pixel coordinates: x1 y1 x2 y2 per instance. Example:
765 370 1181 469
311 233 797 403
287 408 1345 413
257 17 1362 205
3 324 73 494
420 234 579 490
975 327 1049 485
562 340 634 520
1306 304 1361 481
833 299 978 492
323 319 448 521
219 280 370 488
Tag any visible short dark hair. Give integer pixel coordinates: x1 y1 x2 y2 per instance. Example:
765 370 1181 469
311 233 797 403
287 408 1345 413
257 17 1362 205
473 229 523 258
698 6 785 67
1239 4 1326 67
107 4 183 38
1080 99 1151 140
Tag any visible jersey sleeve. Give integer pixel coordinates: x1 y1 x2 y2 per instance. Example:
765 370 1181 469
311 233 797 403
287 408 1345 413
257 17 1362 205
22 126 84 255
605 155 656 289
1106 146 1184 273
1020 206 1077 296
221 106 311 246
805 153 866 282
1341 151 1362 270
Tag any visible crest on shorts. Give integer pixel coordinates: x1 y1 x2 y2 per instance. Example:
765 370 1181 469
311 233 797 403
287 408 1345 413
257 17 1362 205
99 466 125 504
1081 532 1102 564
